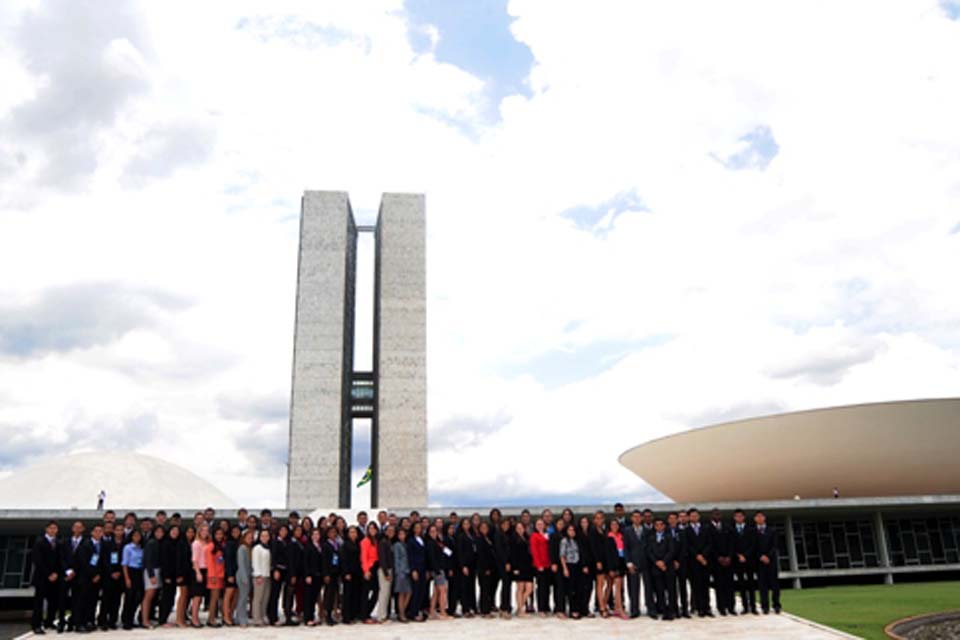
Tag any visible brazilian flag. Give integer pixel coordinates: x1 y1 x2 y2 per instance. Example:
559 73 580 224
357 466 373 488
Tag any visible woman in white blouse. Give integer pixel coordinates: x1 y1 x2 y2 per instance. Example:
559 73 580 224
251 530 272 626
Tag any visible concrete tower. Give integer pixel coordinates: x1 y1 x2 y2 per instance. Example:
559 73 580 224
286 191 426 509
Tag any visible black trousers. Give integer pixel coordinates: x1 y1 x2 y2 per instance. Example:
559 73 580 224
757 561 780 612
478 571 496 614
322 577 338 623
99 576 122 628
626 568 643 616
407 573 426 619
57 576 76 626
641 564 655 613
303 577 319 622
673 561 690 615
651 566 676 616
79 579 100 627
582 569 595 615
121 569 143 628
267 576 283 624
497 568 511 613
363 570 379 619
712 558 735 613
689 561 710 614
562 564 580 615
551 568 565 613
32 579 59 628
158 578 176 624
534 569 551 613
342 574 362 623
282 579 296 621
734 559 755 612
446 570 460 615
460 568 477 613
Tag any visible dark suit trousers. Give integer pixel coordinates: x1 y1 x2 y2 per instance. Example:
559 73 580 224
651 566 676 616
690 561 710 614
734 559 755 611
627 568 642 616
446 571 460 615
673 561 689 614
757 561 780 612
266 577 282 624
478 571 496 614
712 559 734 612
460 569 477 613
497 569 511 613
80 579 100 627
321 578 338 622
121 569 143 628
99 577 122 627
406 574 425 619
57 577 75 625
32 580 59 628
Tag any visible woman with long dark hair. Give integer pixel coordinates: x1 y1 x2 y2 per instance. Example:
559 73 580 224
510 522 533 619
340 526 362 624
375 525 395 622
267 524 289 626
205 527 226 627
222 525 241 626
120 529 144 630
174 525 194 628
476 521 497 618
303 528 323 626
321 526 341 626
283 525 304 625
235 528 254 627
559 523 582 620
604 519 627 620
494 518 513 619
141 525 165 628
406 521 428 622
577 516 596 618
392 527 411 623
251 530 272 626
426 524 449 620
457 519 478 617
360 522 380 623
442 522 460 617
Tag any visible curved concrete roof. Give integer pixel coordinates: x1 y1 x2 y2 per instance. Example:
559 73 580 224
618 398 960 502
0 452 237 510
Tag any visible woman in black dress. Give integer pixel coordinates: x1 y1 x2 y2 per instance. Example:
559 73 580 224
509 522 533 618
340 526 362 624
457 519 478 617
476 521 497 617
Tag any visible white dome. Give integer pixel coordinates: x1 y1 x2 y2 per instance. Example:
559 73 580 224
0 452 237 510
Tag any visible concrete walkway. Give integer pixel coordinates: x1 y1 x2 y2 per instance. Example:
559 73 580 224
23 613 850 639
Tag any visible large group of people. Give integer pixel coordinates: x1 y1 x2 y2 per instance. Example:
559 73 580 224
30 503 781 633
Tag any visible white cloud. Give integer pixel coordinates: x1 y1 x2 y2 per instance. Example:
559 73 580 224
1 0 959 508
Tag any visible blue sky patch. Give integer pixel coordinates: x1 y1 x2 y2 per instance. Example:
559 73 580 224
714 125 780 171
405 0 533 120
561 189 648 233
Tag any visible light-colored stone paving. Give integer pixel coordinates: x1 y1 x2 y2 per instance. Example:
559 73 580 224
32 613 849 639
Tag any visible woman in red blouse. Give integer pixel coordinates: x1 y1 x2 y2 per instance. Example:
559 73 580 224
205 528 226 627
529 519 551 616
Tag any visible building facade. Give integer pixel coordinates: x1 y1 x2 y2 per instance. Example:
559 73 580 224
286 191 427 510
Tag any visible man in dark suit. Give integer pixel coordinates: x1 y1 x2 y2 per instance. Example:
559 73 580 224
646 517 676 620
667 512 690 618
732 509 757 614
754 511 781 614
708 509 736 615
74 524 105 633
685 508 712 617
31 521 61 634
623 510 647 618
57 521 85 632
98 526 124 630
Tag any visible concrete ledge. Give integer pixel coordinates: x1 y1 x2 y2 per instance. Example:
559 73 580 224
885 609 960 639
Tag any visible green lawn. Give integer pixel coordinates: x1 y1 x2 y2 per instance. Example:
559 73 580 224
785 581 960 639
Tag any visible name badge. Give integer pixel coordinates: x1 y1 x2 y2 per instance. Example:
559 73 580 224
442 547 453 557
110 552 119 564
217 556 224 564
90 553 100 566
618 549 624 558
332 553 339 567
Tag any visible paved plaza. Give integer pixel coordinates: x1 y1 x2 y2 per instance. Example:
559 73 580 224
16 613 853 640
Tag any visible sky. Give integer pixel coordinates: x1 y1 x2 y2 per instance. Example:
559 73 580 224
1 0 960 509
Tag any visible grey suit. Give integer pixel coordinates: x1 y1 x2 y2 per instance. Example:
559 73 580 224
235 545 252 625
624 524 654 616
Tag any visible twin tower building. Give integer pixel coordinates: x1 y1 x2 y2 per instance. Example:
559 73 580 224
286 192 427 510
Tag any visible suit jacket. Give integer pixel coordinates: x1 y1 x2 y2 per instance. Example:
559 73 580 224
406 537 427 573
668 527 688 566
754 526 778 562
685 524 711 562
707 520 735 560
623 525 647 568
457 532 478 570
304 542 323 579
285 540 304 581
76 537 104 583
476 536 497 575
733 524 756 563
31 535 61 588
645 532 676 566
321 540 340 578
